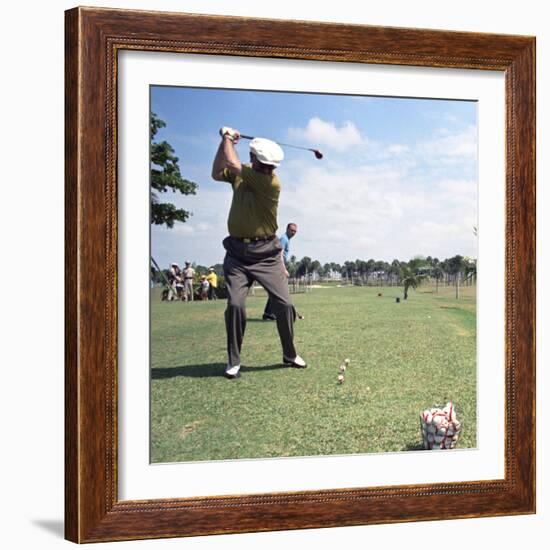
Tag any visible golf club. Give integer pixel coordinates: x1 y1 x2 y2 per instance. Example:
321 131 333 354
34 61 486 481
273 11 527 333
151 256 173 291
239 134 323 160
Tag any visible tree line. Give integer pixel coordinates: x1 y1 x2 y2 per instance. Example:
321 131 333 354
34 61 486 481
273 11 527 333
286 254 476 299
288 254 473 279
152 255 475 300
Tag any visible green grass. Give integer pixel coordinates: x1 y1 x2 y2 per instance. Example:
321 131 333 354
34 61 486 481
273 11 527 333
150 283 476 462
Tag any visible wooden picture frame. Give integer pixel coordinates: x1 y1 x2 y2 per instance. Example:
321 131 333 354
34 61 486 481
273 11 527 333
65 6 535 543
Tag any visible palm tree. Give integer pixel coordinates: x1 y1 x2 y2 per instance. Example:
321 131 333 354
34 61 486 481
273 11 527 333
402 267 426 300
287 255 298 279
389 259 402 286
447 255 465 299
432 265 444 293
463 257 477 286
297 256 312 278
343 260 356 284
310 260 321 281
357 260 368 285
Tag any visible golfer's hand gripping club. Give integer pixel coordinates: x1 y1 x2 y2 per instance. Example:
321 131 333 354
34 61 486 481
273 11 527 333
219 126 240 142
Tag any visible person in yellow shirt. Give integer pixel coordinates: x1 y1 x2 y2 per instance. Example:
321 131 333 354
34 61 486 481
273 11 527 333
206 267 218 300
211 127 306 379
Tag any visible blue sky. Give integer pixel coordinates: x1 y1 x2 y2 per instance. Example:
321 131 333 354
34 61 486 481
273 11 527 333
151 86 477 268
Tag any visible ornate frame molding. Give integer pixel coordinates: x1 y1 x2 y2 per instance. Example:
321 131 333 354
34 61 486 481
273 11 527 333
65 7 535 542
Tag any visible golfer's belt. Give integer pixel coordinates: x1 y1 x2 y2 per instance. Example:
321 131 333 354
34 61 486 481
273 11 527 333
234 235 276 244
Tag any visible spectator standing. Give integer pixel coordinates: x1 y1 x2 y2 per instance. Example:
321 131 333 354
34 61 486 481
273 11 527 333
206 267 218 300
263 223 297 320
183 261 195 302
200 275 210 301
168 262 182 301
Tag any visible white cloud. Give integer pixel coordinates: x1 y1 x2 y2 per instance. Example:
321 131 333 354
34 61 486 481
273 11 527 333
417 125 477 163
170 221 215 235
171 224 195 235
386 144 410 155
276 157 477 264
197 222 214 231
287 117 366 151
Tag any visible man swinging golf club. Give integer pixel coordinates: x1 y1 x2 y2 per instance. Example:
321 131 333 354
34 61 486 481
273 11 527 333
212 127 307 379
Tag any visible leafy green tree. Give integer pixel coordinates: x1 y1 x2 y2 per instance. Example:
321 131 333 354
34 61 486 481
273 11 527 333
408 256 427 272
150 112 198 228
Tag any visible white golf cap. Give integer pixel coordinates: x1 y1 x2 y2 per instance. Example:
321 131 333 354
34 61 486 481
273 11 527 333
249 138 284 167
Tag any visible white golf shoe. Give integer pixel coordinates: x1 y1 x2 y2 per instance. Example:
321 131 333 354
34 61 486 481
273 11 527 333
224 364 241 379
282 354 307 368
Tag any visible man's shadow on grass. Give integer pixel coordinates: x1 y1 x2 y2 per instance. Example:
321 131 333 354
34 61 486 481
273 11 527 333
151 363 292 379
403 441 426 451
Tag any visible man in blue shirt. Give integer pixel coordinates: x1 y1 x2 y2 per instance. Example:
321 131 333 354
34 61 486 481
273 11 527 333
263 223 298 320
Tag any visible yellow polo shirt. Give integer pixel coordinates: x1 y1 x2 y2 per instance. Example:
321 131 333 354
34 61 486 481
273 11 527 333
222 164 280 238
206 272 217 288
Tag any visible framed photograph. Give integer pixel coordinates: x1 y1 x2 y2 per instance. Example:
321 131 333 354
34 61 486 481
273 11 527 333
65 7 535 543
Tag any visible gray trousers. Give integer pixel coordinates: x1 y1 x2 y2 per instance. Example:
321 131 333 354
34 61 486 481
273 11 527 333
184 279 194 301
223 236 297 367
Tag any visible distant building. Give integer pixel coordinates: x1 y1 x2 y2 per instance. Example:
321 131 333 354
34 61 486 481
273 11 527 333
325 270 342 281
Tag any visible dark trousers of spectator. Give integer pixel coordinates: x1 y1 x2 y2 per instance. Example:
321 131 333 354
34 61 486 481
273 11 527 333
208 285 217 300
223 236 296 367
